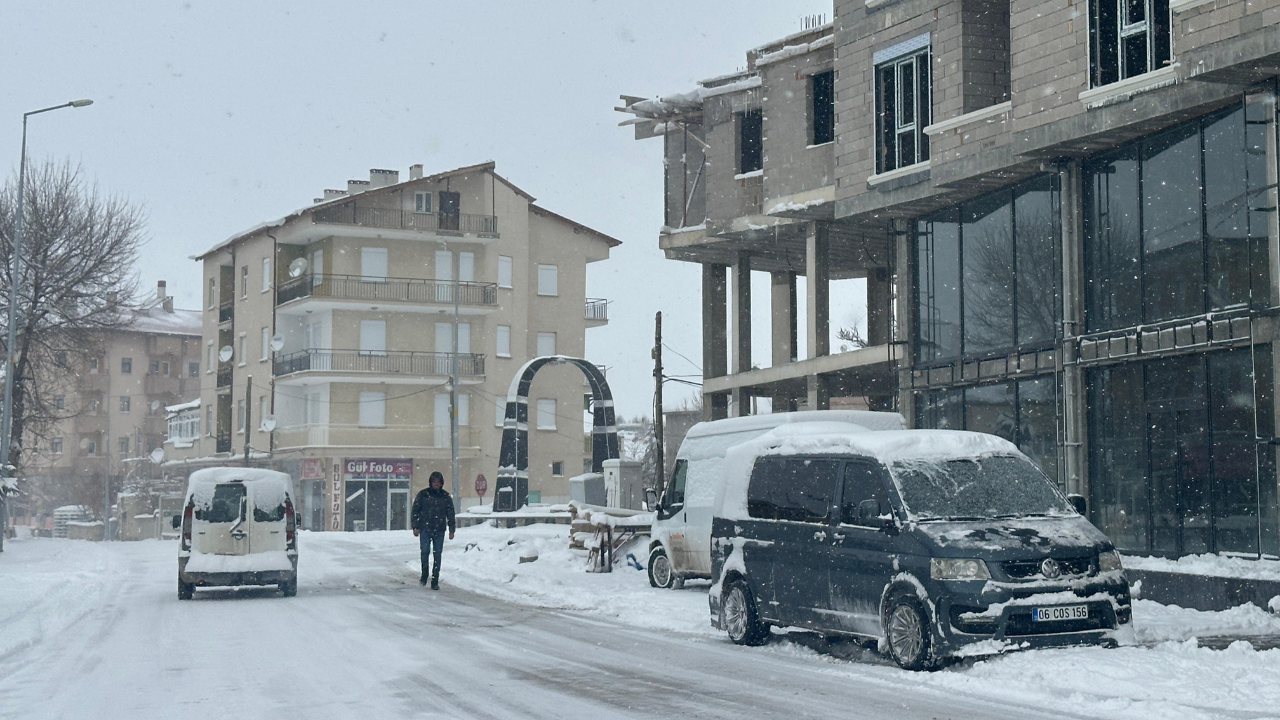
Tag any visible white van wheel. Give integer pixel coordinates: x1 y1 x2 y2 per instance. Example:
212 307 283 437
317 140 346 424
280 575 298 597
178 578 194 601
648 548 675 589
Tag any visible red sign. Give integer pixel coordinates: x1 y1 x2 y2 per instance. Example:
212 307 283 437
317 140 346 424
475 474 488 497
344 458 413 479
301 458 325 480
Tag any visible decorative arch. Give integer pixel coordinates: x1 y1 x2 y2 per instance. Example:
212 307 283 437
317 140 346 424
493 355 619 511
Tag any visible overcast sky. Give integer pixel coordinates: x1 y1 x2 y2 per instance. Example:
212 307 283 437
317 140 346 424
3 0 848 420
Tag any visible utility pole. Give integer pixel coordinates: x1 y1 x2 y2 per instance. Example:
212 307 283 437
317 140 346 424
244 375 253 467
103 409 111 541
653 312 664 497
450 273 461 511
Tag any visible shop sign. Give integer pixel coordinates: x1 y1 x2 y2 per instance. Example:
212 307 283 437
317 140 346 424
344 458 413 479
330 460 343 531
301 458 325 480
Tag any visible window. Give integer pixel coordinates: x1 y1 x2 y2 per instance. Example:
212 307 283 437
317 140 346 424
359 391 386 426
189 361 199 377
840 462 891 526
536 398 556 430
54 395 64 411
198 483 246 523
207 343 216 371
258 327 269 361
262 257 271 292
810 70 835 146
359 320 387 355
457 393 469 425
259 395 268 429
241 265 248 298
119 396 131 412
84 439 96 456
208 278 216 309
875 45 931 174
537 264 558 296
496 325 511 357
237 334 246 365
237 400 245 432
361 247 388 282
90 357 99 374
433 393 450 446
498 256 513 288
162 361 170 376
537 332 556 357
121 357 133 374
737 109 763 174
206 405 213 436
311 249 324 287
1089 0 1171 88
747 457 839 523
664 460 687 508
414 191 433 213
118 437 130 456
459 252 474 283
552 461 564 477
149 360 160 375
51 437 62 454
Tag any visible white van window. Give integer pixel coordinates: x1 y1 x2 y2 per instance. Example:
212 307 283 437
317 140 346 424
197 483 246 523
747 457 838 523
664 459 688 507
254 496 288 522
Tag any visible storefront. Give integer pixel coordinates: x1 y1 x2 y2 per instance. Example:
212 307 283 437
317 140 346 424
343 458 412 532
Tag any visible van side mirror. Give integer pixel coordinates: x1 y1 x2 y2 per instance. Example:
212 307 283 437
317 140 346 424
1067 494 1087 516
171 514 181 529
644 487 658 512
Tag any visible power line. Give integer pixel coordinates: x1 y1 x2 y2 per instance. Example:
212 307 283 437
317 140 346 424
661 342 701 373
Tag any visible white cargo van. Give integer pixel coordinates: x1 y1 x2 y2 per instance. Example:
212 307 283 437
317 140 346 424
174 468 299 600
645 410 904 588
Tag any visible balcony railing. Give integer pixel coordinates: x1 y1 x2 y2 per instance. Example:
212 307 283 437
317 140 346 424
276 274 498 307
274 424 477 450
312 202 498 235
585 298 609 321
273 349 485 378
216 365 233 389
218 301 233 324
215 431 231 454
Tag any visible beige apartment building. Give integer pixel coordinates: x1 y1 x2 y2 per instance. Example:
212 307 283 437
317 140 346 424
20 282 202 516
168 162 617 531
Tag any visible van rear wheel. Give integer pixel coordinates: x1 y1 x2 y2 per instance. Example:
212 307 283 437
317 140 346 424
722 580 769 646
648 548 675 589
280 575 298 597
178 578 194 601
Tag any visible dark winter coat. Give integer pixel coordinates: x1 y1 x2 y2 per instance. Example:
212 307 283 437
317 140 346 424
412 487 456 533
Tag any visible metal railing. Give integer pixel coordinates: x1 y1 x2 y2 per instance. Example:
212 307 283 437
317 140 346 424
273 349 485 378
585 298 609 321
216 365 232 389
276 274 498 307
274 424 477 450
218 301 233 324
312 202 497 235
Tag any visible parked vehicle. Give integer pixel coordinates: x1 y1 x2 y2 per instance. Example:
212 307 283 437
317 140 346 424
707 427 1132 669
644 410 905 589
173 468 299 600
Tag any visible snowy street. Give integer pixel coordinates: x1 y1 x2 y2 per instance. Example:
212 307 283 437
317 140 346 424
3 527 1280 719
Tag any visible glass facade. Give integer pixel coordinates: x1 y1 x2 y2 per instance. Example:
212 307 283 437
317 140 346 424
1088 348 1278 558
1084 104 1271 332
915 175 1059 363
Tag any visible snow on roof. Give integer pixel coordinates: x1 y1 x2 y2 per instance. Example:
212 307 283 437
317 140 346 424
126 304 201 336
754 34 835 67
165 398 201 414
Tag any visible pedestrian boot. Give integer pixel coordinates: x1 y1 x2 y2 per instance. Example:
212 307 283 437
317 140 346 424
420 575 428 586
431 578 439 590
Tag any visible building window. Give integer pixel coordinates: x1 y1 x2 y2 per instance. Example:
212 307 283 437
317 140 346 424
311 249 324 287
457 393 469 426
459 252 475 283
119 396 131 412
238 334 248 365
262 257 271 292
207 343 216 372
149 360 160 375
1084 101 1271 332
118 437 130 456
809 70 835 146
875 45 931 174
241 265 248 298
189 361 199 377
537 332 556 357
537 264 558 296
259 395 268 430
51 437 62 454
358 391 386 426
54 395 65 411
496 325 511 357
206 405 214 436
84 439 96 456
737 109 763 174
498 256 513 288
261 327 270 361
208 278 216 309
162 361 170 376
536 398 556 430
121 357 133 374
414 191 433 213
90 357 99 374
237 400 245 432
552 461 564 477
1089 0 1171 88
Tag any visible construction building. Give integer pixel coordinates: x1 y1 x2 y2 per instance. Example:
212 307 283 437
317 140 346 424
622 1 1280 561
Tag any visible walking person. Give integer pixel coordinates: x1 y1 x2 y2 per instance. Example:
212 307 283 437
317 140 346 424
411 471 456 589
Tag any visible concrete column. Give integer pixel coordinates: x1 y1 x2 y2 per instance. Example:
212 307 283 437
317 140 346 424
893 219 915 426
770 271 797 366
806 374 829 411
1060 160 1086 497
867 267 892 347
701 263 729 420
731 254 752 417
806 222 830 360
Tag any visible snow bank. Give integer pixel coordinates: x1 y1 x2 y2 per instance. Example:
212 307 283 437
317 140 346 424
1123 552 1280 582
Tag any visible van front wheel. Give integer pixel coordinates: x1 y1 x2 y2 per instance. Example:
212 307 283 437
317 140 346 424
722 581 769 646
884 595 933 670
648 548 675 589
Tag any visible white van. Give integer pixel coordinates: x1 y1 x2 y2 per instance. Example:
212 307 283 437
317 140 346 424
645 410 904 588
174 468 299 600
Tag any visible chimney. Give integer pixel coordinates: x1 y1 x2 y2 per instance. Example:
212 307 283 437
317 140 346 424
163 296 174 313
410 164 424 180
157 280 167 300
323 188 348 201
369 168 399 188
347 179 370 195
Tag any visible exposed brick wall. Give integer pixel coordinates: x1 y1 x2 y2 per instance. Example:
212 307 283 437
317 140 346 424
760 47 836 202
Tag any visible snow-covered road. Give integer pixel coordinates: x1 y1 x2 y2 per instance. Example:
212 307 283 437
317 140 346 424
1 528 1278 719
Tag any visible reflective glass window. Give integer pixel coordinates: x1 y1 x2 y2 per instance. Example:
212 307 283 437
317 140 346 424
964 382 1015 442
1142 125 1202 322
1085 150 1142 331
915 214 961 361
962 192 1014 355
1017 376 1059 487
1088 363 1148 552
1015 177 1057 346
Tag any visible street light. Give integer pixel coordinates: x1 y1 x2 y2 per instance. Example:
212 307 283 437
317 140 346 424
0 99 93 549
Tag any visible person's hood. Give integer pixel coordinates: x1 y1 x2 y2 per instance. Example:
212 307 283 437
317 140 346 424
911 515 1111 561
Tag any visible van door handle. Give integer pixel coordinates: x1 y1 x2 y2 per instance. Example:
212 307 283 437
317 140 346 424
813 531 827 541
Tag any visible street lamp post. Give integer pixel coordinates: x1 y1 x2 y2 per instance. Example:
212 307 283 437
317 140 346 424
0 99 92 550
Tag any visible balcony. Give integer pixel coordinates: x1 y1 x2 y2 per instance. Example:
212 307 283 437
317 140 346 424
585 298 609 323
276 274 498 308
218 301 233 325
312 202 497 236
216 364 233 389
215 430 231 454
144 375 182 396
274 424 478 451
273 349 485 379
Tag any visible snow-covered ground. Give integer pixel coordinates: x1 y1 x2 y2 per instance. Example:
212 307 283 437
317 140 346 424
2 524 1279 719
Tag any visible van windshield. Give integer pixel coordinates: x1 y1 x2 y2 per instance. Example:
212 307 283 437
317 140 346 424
889 455 1071 521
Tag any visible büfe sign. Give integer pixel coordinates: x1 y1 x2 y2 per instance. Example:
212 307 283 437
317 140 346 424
344 458 412 479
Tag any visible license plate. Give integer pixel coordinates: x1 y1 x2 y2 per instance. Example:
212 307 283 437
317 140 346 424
1032 604 1089 622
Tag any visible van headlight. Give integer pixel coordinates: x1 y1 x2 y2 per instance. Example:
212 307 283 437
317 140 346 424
1098 549 1123 572
930 558 991 580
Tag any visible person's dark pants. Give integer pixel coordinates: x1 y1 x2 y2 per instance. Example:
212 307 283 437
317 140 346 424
419 528 446 581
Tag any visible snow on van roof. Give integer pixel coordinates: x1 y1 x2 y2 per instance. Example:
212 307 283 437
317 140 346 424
185 467 294 508
684 410 904 440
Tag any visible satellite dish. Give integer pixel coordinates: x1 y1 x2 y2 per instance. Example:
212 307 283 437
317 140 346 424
288 258 308 278
149 400 160 412
260 415 277 433
270 335 285 352
149 447 165 464
218 345 233 363
79 438 91 450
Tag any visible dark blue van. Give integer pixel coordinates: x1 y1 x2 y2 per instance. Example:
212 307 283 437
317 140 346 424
708 428 1132 669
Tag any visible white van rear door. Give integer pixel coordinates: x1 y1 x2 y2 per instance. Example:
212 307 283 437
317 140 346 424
248 485 290 554
195 482 249 555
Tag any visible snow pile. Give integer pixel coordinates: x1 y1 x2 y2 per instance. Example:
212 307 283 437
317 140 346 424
1133 599 1280 643
1123 552 1280 581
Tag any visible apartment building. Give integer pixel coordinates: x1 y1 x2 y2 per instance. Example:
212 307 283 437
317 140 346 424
623 1 1280 561
171 162 617 531
21 282 202 515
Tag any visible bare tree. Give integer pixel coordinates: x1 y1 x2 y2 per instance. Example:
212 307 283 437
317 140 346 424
0 161 144 487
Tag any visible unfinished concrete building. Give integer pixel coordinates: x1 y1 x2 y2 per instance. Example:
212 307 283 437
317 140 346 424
624 1 1280 564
